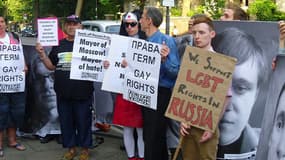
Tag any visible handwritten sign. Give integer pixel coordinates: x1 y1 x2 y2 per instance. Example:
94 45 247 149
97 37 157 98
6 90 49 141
70 29 110 82
0 44 25 92
101 34 130 93
37 18 58 46
165 46 236 132
122 38 161 110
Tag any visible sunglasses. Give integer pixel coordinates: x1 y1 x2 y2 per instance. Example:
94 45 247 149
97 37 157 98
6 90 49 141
125 22 138 28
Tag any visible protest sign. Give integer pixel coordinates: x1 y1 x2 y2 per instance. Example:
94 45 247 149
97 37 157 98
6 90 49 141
101 34 130 93
122 38 161 110
37 18 58 46
70 29 110 82
165 46 236 132
0 44 25 92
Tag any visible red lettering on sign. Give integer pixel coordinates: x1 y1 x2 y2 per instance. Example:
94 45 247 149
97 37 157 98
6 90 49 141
167 97 213 130
186 70 224 92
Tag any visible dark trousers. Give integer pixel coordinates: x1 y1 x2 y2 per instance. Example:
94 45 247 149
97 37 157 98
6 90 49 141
57 96 93 148
0 92 26 130
142 87 171 160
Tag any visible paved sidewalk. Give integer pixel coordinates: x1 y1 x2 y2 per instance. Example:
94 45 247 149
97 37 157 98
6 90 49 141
0 127 127 160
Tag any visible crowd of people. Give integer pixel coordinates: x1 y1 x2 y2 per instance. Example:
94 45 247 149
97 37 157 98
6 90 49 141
0 3 285 160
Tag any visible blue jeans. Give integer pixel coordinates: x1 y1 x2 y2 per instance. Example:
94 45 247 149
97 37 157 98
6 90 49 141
0 92 26 131
57 96 93 148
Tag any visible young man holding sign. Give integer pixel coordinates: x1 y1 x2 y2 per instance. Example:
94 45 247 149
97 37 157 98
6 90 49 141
36 15 93 160
139 6 180 160
179 15 230 160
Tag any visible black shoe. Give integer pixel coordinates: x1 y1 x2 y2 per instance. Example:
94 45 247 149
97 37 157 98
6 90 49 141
55 135 62 144
39 135 55 144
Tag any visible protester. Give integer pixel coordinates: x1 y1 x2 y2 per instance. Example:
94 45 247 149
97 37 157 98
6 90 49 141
35 14 93 160
106 10 146 160
179 15 230 160
139 6 180 160
220 2 249 21
212 27 269 158
167 13 207 160
0 16 27 157
31 14 66 144
175 13 208 59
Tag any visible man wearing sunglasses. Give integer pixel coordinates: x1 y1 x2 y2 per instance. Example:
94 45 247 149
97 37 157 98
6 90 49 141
139 6 180 160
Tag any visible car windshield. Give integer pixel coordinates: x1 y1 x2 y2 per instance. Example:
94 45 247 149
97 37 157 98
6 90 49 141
106 25 120 33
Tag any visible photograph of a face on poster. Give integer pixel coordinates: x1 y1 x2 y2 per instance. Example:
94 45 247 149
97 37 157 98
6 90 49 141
256 55 285 160
212 21 279 159
22 46 61 137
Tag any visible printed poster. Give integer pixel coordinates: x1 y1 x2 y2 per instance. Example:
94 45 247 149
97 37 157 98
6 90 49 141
70 29 110 82
212 21 279 159
123 38 161 110
0 44 25 92
37 18 58 46
101 34 130 93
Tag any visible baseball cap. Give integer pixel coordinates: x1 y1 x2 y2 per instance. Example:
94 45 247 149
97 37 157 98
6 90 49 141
65 14 81 24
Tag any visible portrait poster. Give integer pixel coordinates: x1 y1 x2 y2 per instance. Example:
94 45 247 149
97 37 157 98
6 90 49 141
212 21 279 159
256 55 285 160
21 45 60 137
37 18 59 46
0 44 25 92
70 29 110 82
122 38 161 110
101 34 130 93
165 46 236 132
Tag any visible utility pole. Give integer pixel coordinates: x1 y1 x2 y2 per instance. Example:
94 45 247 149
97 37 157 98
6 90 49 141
166 6 170 35
162 0 174 35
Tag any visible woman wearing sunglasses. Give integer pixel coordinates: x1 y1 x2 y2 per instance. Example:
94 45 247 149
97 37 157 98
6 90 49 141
104 10 146 160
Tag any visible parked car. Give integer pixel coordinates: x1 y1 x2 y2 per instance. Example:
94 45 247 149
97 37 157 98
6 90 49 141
21 27 37 37
82 20 121 34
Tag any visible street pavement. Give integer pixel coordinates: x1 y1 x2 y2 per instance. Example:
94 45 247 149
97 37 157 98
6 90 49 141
15 36 128 160
0 126 127 160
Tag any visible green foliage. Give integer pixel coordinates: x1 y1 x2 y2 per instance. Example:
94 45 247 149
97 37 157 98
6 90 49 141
132 0 146 10
187 0 225 19
99 0 110 6
39 0 77 18
248 0 285 21
203 0 225 19
170 7 182 16
6 0 33 22
187 5 205 17
96 0 123 20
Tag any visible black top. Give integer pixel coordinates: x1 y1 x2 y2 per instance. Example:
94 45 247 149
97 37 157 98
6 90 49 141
49 39 93 100
217 132 243 158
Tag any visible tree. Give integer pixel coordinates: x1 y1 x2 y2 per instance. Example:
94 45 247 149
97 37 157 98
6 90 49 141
182 0 191 16
248 0 285 21
75 0 84 17
6 0 33 22
203 0 225 19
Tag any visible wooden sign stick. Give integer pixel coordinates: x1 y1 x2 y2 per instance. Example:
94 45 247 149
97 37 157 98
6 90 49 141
172 136 184 160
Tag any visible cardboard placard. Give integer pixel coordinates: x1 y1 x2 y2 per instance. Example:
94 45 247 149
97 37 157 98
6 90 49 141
165 46 236 132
